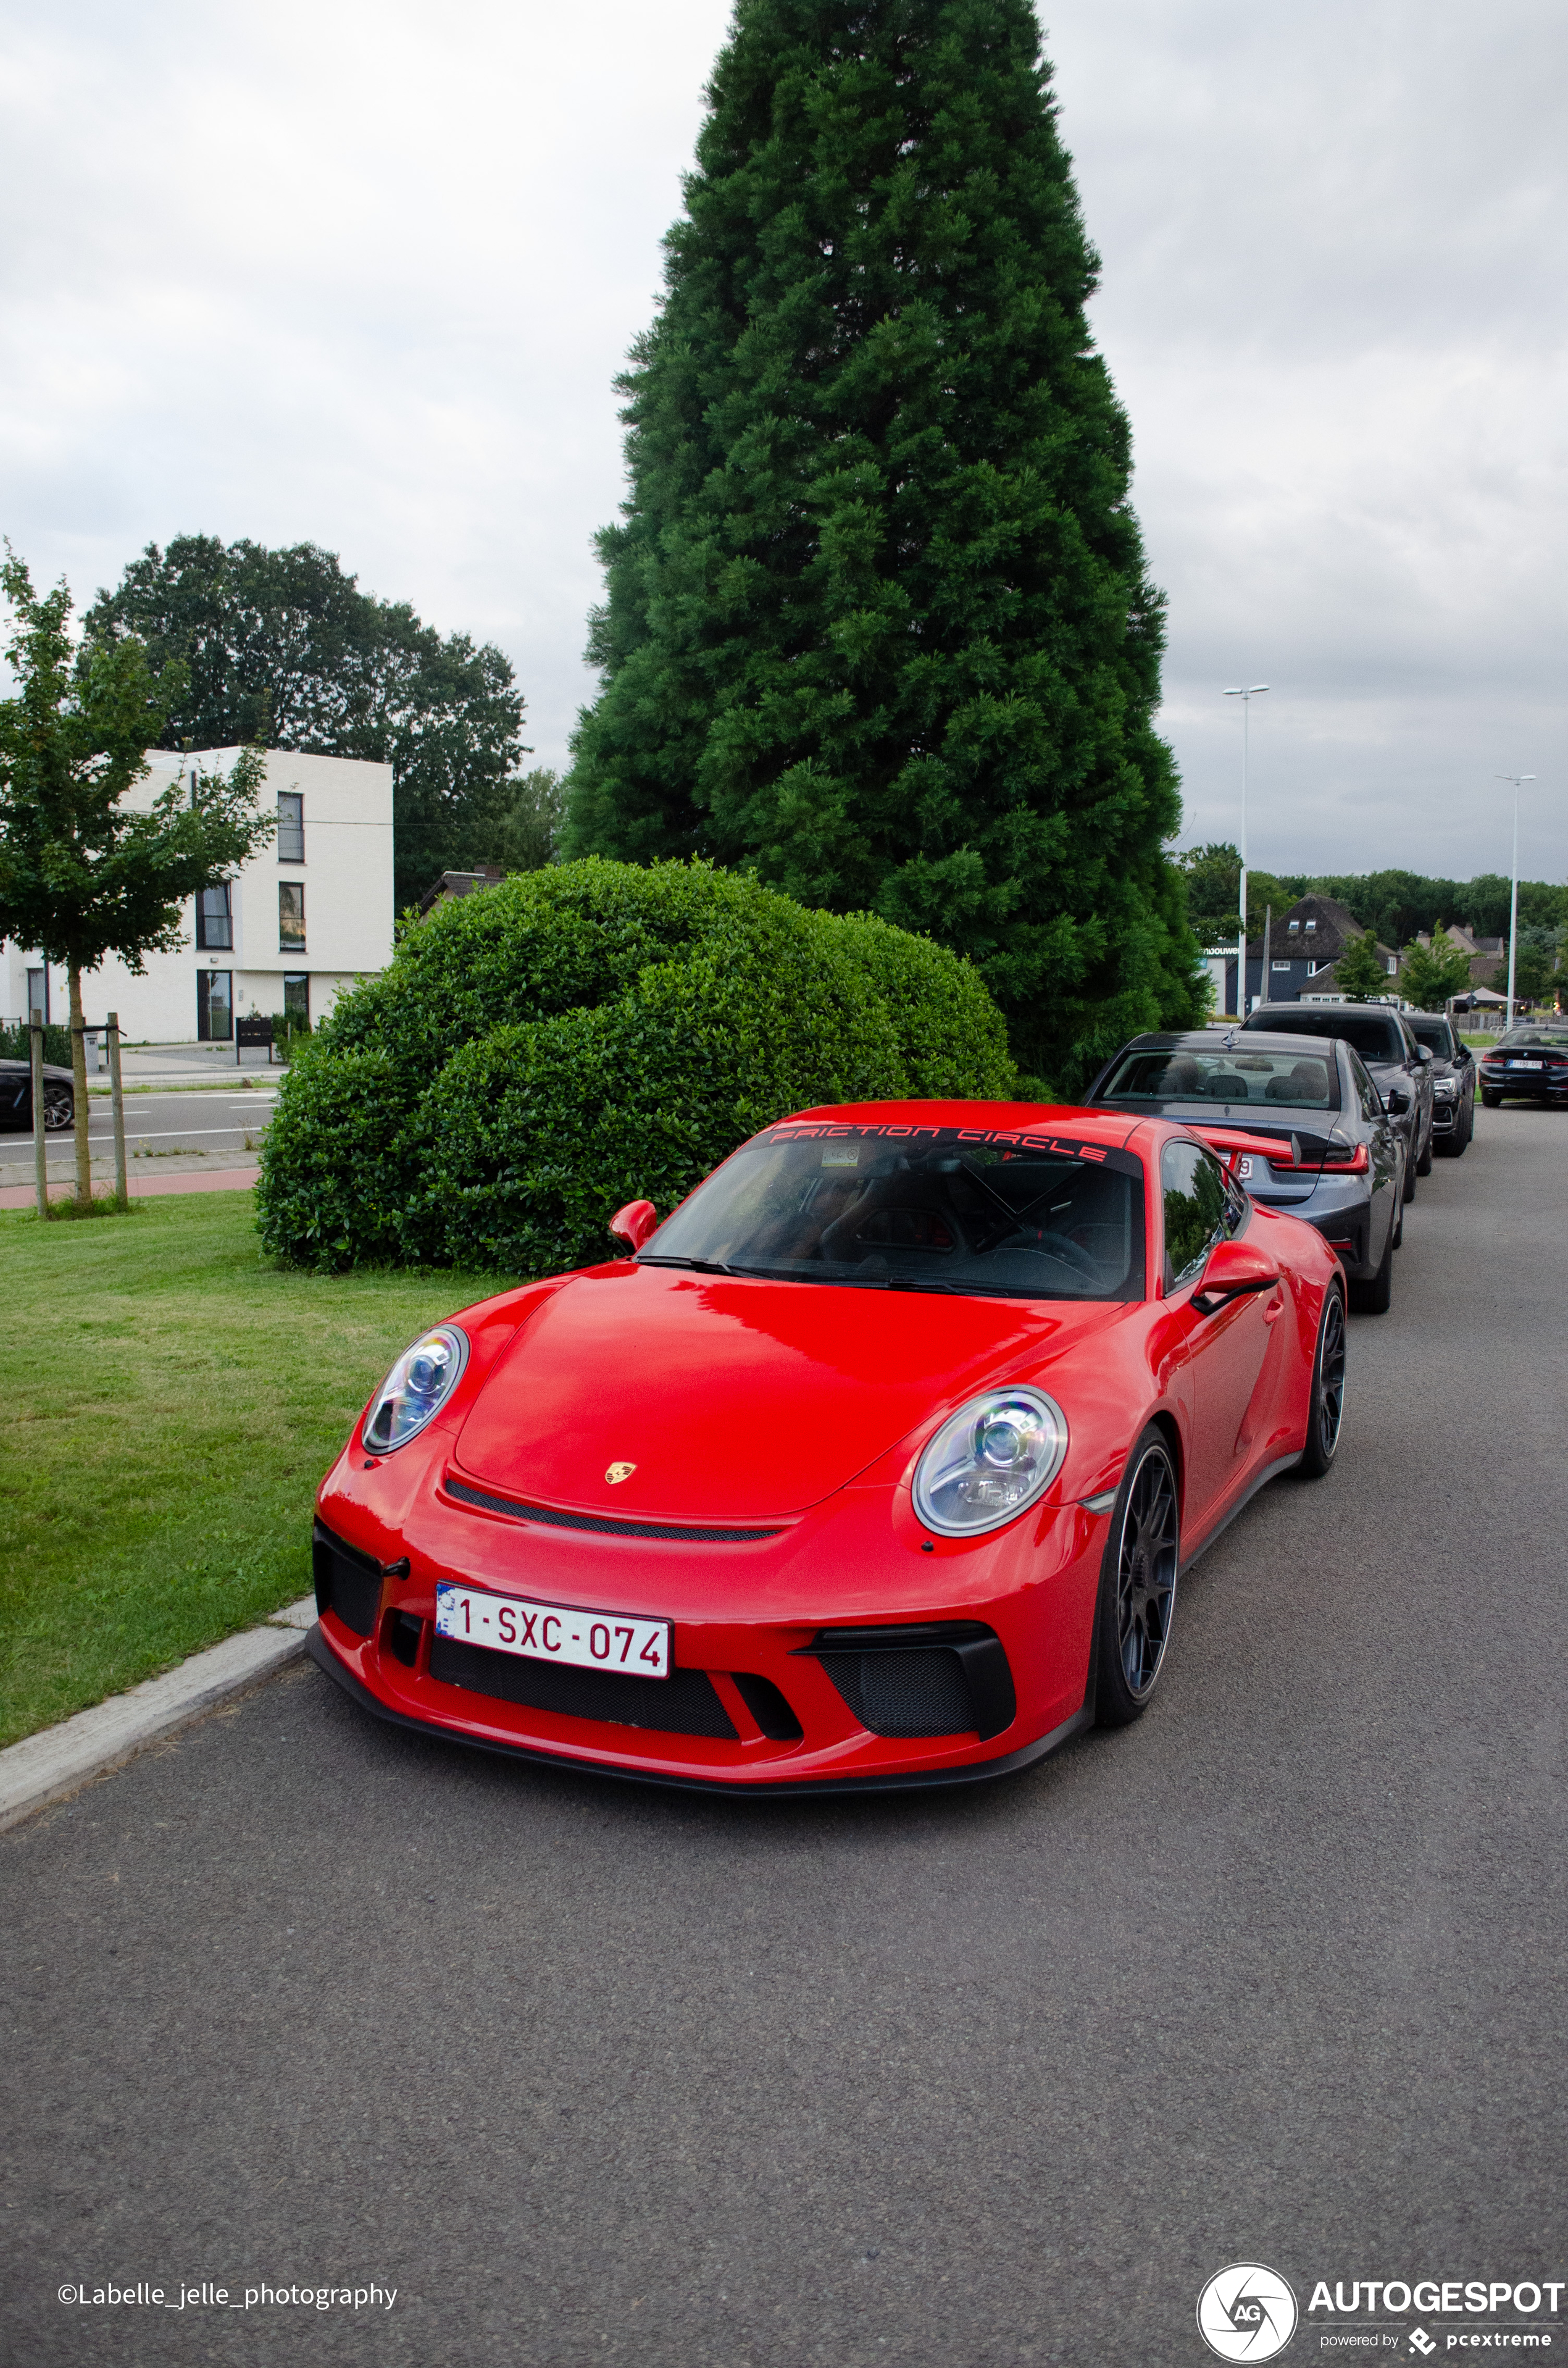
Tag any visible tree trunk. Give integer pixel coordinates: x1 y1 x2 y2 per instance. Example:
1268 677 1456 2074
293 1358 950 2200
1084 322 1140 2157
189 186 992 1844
68 964 92 1207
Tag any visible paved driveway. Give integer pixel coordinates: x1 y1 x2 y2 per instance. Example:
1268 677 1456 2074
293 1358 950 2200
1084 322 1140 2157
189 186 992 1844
5 1110 1566 2366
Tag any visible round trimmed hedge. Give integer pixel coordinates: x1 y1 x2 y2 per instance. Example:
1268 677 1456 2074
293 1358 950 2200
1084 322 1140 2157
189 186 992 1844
256 860 1014 1274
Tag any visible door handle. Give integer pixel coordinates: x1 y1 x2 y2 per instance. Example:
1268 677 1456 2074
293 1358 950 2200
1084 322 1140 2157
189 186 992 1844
1262 1292 1285 1323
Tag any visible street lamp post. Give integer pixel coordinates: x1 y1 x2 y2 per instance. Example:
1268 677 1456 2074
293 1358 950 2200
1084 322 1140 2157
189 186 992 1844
1224 685 1270 1015
1496 774 1536 1026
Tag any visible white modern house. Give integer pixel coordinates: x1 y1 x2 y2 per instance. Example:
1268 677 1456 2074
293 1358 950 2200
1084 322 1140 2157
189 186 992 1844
2 749 394 1042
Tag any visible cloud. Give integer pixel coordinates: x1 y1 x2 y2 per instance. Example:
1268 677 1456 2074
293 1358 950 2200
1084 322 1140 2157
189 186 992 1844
2 0 1561 881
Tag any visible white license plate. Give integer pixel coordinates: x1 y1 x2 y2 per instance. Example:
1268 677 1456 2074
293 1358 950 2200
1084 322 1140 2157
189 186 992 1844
1510 1060 1543 1069
433 1583 670 1678
1235 1155 1254 1179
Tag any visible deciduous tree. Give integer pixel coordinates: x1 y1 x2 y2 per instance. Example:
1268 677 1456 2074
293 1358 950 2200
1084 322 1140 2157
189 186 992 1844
86 537 529 910
1398 927 1473 1011
1333 929 1393 1001
0 552 273 1205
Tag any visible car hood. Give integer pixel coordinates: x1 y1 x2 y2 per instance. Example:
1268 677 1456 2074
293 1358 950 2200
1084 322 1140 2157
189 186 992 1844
452 1263 1104 1523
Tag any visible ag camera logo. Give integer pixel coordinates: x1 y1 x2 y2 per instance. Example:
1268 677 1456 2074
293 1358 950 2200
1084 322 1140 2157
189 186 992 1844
1197 2264 1299 2361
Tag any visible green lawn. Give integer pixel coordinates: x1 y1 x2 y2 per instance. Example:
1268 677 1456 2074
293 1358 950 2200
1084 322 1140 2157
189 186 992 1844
1 1193 507 1747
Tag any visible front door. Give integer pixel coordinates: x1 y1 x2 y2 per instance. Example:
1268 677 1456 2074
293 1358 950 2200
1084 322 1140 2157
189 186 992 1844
1161 1140 1274 1536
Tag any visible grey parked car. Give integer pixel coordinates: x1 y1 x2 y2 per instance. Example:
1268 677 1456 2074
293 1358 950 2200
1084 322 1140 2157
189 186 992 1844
1405 1012 1475 1154
1242 1003 1435 1196
1083 1027 1405 1313
0 1058 75 1134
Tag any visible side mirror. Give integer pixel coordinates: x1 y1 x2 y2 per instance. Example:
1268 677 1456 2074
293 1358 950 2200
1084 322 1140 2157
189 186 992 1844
1414 1045 1433 1065
1191 1236 1280 1316
1385 1087 1411 1115
609 1198 658 1253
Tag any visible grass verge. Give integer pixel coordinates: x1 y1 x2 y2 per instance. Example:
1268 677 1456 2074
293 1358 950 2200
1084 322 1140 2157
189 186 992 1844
1 1192 507 1747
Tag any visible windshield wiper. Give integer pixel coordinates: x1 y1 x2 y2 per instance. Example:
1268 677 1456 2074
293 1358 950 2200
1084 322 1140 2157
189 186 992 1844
636 1254 736 1276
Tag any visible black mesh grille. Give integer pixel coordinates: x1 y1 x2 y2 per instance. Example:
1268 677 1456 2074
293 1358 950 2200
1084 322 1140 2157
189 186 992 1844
443 1476 782 1544
819 1649 976 1739
313 1521 382 1639
731 1672 804 1742
427 1635 738 1739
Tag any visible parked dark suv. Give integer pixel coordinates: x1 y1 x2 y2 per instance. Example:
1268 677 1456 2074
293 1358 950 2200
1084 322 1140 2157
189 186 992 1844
1242 1003 1435 1195
1404 1012 1475 1154
1084 1028 1405 1313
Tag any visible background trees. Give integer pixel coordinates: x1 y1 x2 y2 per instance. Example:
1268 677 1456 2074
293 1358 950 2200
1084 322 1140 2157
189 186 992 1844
86 537 534 910
1398 929 1474 1011
1333 930 1394 1000
0 553 273 1203
565 0 1202 1081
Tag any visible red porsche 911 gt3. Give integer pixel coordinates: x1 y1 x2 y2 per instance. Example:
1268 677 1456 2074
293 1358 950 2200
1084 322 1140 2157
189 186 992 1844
307 1101 1346 1793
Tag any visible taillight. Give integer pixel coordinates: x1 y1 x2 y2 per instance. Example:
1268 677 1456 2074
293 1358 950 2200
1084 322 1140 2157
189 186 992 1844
1285 1140 1369 1174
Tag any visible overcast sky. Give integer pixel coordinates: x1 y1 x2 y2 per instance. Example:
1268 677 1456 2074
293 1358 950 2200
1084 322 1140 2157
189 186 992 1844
2 0 1563 886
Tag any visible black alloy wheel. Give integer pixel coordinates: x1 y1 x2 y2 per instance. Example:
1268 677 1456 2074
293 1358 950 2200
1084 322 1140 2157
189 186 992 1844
1295 1286 1346 1479
41 1089 73 1132
1094 1428 1180 1727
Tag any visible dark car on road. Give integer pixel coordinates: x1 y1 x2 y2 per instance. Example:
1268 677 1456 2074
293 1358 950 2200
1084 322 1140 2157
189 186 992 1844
1241 1002 1435 1193
1404 1011 1475 1154
1478 1023 1568 1110
0 1058 75 1134
1084 1028 1404 1313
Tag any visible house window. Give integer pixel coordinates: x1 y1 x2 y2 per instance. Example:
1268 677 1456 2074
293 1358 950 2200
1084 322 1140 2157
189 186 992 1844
282 973 309 1022
1386 956 1398 976
279 882 306 952
1287 919 1300 935
1272 960 1291 971
195 882 233 950
277 792 304 864
197 969 233 1041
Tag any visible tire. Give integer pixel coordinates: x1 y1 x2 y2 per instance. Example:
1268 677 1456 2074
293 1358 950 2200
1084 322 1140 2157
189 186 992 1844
41 1089 73 1132
1481 1090 1501 1109
1295 1285 1346 1478
1416 1126 1433 1177
1093 1427 1180 1728
1348 1205 1394 1315
1403 1154 1417 1202
1458 1099 1474 1151
1393 1197 1404 1249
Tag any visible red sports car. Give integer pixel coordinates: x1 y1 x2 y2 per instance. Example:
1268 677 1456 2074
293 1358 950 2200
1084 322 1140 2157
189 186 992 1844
307 1102 1346 1792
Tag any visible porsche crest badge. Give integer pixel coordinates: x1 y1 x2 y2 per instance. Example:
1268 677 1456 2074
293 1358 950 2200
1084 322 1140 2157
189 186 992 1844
605 1462 636 1486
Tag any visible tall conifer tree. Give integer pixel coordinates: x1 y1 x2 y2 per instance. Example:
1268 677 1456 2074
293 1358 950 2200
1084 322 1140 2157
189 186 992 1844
565 0 1200 1074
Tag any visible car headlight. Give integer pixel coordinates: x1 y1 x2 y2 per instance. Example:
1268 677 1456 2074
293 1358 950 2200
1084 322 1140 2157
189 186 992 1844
1433 1076 1457 1097
912 1387 1068 1537
363 1325 469 1452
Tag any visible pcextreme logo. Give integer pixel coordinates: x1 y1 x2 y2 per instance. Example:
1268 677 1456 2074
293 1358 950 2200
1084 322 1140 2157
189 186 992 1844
1197 2264 1300 2361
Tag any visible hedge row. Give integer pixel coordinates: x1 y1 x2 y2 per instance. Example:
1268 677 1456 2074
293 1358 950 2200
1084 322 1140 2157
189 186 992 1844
256 859 1014 1275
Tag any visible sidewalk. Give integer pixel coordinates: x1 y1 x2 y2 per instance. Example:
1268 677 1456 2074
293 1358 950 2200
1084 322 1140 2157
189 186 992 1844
0 1166 259 1209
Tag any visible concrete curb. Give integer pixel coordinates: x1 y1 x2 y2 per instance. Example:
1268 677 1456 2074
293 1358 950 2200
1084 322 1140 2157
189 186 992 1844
0 1597 318 1836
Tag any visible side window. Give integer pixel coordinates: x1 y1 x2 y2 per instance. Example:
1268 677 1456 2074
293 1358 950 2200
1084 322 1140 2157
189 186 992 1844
1348 1051 1380 1121
1221 1167 1249 1236
1161 1140 1228 1291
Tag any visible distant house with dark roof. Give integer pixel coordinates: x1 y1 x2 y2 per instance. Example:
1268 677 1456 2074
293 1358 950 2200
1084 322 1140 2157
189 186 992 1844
1209 895 1398 1013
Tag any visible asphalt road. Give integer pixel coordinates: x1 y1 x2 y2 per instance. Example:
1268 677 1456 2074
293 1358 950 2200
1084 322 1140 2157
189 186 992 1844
1 1087 277 1184
6 1107 1567 2367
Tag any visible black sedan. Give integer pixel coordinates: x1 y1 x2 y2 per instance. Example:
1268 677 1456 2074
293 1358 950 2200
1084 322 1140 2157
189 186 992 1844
1242 1002 1435 1190
1478 1023 1568 1108
1405 1011 1475 1154
1085 1028 1404 1313
0 1058 75 1133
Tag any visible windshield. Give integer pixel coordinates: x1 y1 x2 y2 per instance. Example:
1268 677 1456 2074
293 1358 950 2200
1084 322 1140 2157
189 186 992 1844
1245 1008 1404 1062
1098 1042 1340 1112
1407 1017 1454 1056
643 1123 1146 1301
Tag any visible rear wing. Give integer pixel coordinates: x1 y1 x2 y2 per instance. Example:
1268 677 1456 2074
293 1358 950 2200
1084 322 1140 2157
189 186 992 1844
1185 1122 1367 1179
